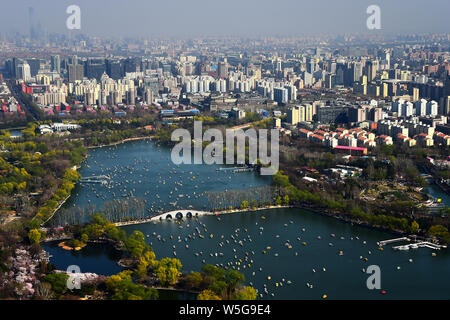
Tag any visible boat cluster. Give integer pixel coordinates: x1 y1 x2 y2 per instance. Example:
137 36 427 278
144 214 380 299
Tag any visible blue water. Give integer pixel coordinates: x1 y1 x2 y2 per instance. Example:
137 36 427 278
43 241 122 275
44 140 450 299
120 208 450 300
44 208 450 299
52 140 271 224
427 183 450 207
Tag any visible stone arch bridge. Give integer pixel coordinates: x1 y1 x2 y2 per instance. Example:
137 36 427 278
151 210 212 221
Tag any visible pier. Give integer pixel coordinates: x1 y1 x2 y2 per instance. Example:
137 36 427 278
80 175 110 184
377 237 410 246
217 166 254 173
393 241 447 251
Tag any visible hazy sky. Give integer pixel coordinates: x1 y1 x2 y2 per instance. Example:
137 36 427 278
1 0 449 38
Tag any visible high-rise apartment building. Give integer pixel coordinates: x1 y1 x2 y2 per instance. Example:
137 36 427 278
16 63 31 82
68 64 84 83
51 55 61 74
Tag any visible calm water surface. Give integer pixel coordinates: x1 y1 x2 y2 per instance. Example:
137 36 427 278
44 140 450 299
52 140 271 224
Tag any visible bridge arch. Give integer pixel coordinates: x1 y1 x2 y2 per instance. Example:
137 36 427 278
151 210 211 222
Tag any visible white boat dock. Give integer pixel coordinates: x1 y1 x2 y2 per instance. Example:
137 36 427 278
377 237 410 246
393 241 447 251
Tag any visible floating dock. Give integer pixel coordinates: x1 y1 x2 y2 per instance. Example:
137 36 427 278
393 241 447 251
80 175 110 184
377 237 410 246
217 167 254 173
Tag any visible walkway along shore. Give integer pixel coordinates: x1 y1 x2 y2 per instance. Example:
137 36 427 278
41 193 72 226
40 163 83 226
112 204 443 246
113 205 293 227
86 136 154 149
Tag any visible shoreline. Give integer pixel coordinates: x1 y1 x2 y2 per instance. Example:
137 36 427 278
297 204 407 238
113 205 292 227
41 193 72 226
40 163 84 226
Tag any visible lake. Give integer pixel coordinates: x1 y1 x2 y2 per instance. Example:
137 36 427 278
44 140 450 299
50 139 272 225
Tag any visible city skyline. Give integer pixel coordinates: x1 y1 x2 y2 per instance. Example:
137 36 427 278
1 0 449 38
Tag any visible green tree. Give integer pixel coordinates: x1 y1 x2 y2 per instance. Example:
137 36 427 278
283 195 290 206
106 270 158 300
125 230 148 259
428 225 450 243
273 172 291 187
428 225 448 237
82 224 104 240
410 221 419 233
202 264 226 280
198 289 222 300
224 269 245 298
233 286 257 300
80 233 89 243
240 200 249 209
28 229 42 244
185 272 203 289
155 258 182 286
135 251 156 278
89 213 109 226
276 196 282 206
209 280 228 297
42 273 69 297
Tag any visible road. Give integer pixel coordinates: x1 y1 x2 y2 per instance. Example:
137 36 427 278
6 79 39 120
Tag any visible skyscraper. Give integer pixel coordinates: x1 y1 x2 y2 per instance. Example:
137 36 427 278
288 105 311 125
28 7 43 40
445 76 450 97
218 61 228 78
127 89 136 105
352 62 363 83
288 106 298 125
382 50 391 70
305 104 313 121
68 64 84 83
273 87 288 104
412 87 420 102
414 99 427 116
307 58 316 74
86 59 106 80
51 55 61 74
28 7 35 39
145 88 154 105
26 59 41 77
324 73 335 88
16 63 31 82
106 59 123 79
367 60 378 81
441 96 450 115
